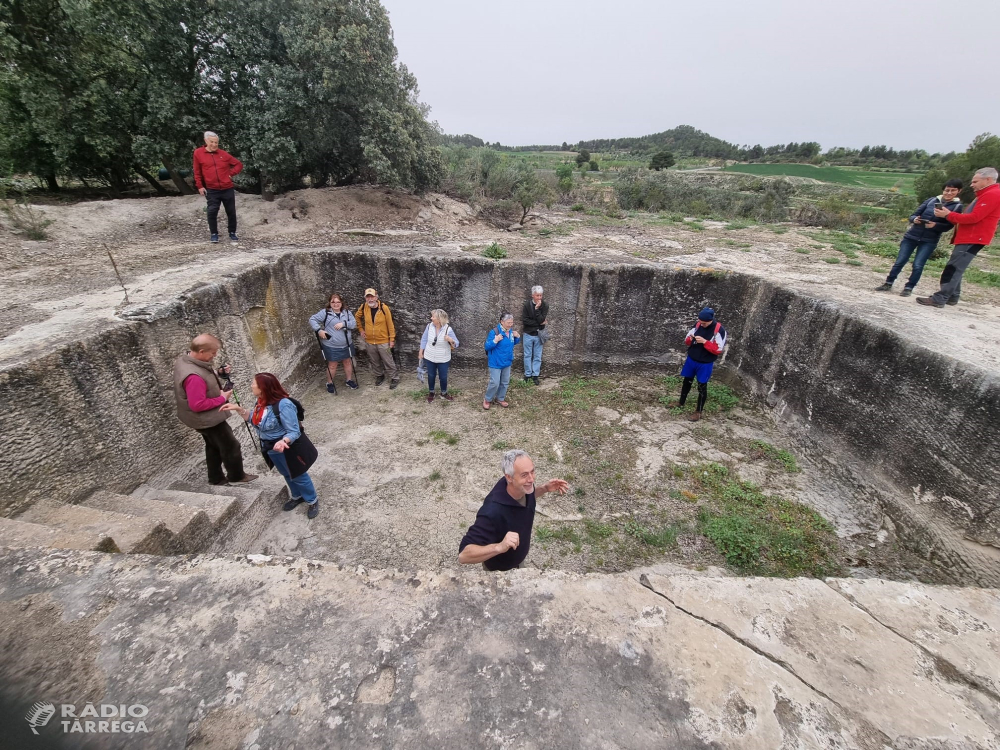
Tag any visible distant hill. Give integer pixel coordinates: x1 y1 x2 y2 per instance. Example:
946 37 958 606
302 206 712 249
574 124 742 158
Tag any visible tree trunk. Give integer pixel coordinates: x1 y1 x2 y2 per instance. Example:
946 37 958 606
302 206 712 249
162 156 195 195
45 171 59 192
135 166 169 195
260 169 275 202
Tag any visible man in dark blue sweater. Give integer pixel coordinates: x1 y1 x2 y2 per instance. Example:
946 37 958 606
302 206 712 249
459 450 569 571
875 179 963 296
668 307 727 422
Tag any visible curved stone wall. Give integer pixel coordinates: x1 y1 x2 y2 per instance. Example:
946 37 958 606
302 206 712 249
2 248 998 583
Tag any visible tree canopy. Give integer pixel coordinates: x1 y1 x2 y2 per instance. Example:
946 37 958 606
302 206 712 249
0 0 443 194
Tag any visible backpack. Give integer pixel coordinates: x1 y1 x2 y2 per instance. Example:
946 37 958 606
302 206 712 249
269 397 306 427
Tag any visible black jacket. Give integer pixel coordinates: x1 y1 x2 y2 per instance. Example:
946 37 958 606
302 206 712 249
521 299 549 336
904 195 962 243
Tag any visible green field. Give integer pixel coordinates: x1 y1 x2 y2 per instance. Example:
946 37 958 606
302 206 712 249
724 163 915 194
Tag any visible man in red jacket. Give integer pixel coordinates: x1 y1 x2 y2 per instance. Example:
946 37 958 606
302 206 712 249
192 131 243 244
918 167 1000 308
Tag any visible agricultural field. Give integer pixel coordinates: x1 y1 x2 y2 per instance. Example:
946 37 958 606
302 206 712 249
724 163 916 194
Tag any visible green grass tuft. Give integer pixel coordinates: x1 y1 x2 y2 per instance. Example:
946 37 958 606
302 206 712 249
429 430 459 446
658 376 739 413
482 242 506 260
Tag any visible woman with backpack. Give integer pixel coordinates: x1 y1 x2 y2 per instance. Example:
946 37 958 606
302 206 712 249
418 309 459 403
483 312 520 410
309 293 358 394
221 373 320 519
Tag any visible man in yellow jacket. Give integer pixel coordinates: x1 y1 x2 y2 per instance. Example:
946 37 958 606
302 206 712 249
356 288 399 388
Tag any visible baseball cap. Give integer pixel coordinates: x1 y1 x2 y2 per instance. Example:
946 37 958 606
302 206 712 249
364 288 378 297
698 307 715 321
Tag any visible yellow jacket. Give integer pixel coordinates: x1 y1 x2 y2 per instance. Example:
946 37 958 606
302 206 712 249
355 302 396 345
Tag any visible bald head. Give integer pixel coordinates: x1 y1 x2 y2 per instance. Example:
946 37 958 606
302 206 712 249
190 334 221 361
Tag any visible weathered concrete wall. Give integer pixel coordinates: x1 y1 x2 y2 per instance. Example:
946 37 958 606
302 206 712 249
2 248 998 583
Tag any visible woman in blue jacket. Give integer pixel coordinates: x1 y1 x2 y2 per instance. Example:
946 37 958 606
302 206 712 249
483 312 520 410
875 179 963 296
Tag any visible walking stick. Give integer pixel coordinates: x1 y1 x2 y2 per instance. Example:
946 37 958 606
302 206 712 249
223 375 260 453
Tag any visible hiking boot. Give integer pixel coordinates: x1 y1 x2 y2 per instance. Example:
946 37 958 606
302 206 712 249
375 375 385 386
916 297 944 308
427 392 434 403
900 288 913 297
532 376 540 385
307 501 319 519
441 393 454 401
232 473 258 484
389 379 399 390
283 497 305 512
229 232 239 243
687 411 703 422
874 283 892 292
346 380 359 390
483 400 491 410
946 297 960 306
523 375 531 382
210 234 219 244
326 383 337 394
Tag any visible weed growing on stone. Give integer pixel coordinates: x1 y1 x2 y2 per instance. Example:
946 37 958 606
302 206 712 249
657 376 739 414
482 242 506 260
690 462 841 578
748 440 799 472
429 430 459 446
428 470 442 481
583 518 613 542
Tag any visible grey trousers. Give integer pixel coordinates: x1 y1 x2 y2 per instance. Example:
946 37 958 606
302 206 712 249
367 342 398 380
931 244 985 304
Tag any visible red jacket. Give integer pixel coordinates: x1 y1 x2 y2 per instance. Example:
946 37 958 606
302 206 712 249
945 182 1000 246
192 147 243 191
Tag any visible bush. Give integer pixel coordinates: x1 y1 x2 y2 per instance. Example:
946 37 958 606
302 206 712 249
588 160 599 171
482 242 506 259
555 163 575 180
570 203 585 212
0 191 52 240
575 149 591 166
649 150 676 171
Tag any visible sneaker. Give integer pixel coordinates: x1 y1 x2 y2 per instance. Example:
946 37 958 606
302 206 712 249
498 400 510 408
532 376 540 385
427 392 434 403
346 380 359 390
946 297 960 306
232 473 259 484
900 288 913 297
229 232 239 243
523 375 531 382
326 383 337 394
687 411 702 422
375 376 385 386
389 379 399 390
483 400 491 410
210 234 219 244
209 479 230 486
916 297 944 308
307 501 319 519
441 393 454 401
283 497 305 512
874 283 892 292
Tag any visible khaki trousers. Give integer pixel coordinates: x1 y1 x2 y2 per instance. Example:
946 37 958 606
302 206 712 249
367 342 398 380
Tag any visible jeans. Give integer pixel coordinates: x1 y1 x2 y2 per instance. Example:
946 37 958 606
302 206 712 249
485 366 511 402
268 449 317 504
196 421 247 484
887 237 937 289
522 333 543 377
426 360 450 393
206 188 237 235
931 244 985 304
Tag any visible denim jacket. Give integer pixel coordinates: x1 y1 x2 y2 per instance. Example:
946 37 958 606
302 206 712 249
249 398 302 443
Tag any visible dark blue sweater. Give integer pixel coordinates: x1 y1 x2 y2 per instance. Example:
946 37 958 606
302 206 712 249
904 196 962 243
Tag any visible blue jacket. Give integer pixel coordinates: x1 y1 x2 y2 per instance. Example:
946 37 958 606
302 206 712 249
249 398 302 443
904 195 962 243
484 325 520 368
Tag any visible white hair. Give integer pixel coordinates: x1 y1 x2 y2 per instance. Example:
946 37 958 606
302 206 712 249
500 312 514 324
502 449 530 478
531 285 544 295
204 131 218 141
430 308 449 327
975 167 998 182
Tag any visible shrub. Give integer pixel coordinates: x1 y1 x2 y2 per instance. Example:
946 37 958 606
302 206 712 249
482 242 506 259
575 149 591 166
570 203 585 212
0 191 52 240
649 151 676 171
555 163 575 180
588 160 599 171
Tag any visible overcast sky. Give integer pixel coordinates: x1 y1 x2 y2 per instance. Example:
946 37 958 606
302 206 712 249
381 0 999 154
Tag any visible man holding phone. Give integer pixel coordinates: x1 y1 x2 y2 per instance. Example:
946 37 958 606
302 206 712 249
173 333 257 486
667 308 727 422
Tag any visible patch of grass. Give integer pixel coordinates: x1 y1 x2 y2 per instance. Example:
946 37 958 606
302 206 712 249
794 248 810 254
658 376 739 413
429 430 459 446
963 267 1000 288
482 242 507 260
822 257 841 264
749 440 800 473
570 203 585 212
846 259 863 266
691 463 840 577
683 220 705 231
428 470 442 481
535 524 582 545
624 518 681 549
768 225 789 234
492 440 512 450
574 487 586 497
725 220 754 230
583 518 614 542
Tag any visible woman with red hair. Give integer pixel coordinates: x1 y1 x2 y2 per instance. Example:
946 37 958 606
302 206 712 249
222 373 319 518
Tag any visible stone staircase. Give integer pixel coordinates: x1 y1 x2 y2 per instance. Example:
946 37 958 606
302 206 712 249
0 471 288 556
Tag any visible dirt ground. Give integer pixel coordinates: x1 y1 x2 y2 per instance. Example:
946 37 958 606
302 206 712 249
3 184 1000 372
247 368 940 583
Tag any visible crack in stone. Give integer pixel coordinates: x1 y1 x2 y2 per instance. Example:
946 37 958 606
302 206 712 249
824 581 1000 706
637 573 893 745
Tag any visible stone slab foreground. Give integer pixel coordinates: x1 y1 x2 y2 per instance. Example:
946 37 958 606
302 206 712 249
0 548 997 749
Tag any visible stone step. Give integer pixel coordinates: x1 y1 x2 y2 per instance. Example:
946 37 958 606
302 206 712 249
131 485 242 531
82 491 213 554
18 501 174 555
0 517 118 553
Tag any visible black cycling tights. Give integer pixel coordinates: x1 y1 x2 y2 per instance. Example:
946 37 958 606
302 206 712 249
680 377 708 413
